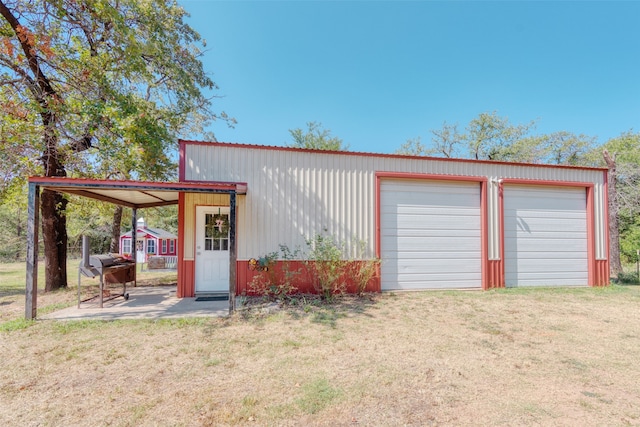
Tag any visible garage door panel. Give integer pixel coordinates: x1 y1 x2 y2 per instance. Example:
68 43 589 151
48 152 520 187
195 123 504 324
383 250 481 259
506 273 587 286
381 179 482 291
383 236 482 253
505 210 586 219
507 258 587 271
391 277 481 290
509 228 586 239
382 230 482 238
501 248 587 259
385 271 481 288
383 215 481 230
383 229 481 238
385 259 481 273
384 206 480 216
504 185 588 287
506 192 585 210
506 217 587 231
505 233 586 249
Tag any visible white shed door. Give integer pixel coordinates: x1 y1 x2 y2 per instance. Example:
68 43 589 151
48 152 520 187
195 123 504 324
380 180 482 290
195 206 230 293
504 185 588 287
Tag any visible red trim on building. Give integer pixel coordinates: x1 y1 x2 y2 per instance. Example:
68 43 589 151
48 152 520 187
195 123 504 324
179 140 186 182
29 176 244 192
603 171 611 282
177 192 187 297
487 260 504 289
236 260 380 295
480 180 489 290
499 182 506 287
375 171 489 290
586 186 595 286
176 260 196 298
594 260 609 286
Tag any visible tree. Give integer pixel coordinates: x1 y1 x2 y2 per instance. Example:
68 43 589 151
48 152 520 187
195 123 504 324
430 122 463 158
603 150 623 276
0 183 28 261
0 0 229 290
598 132 640 274
465 112 534 160
396 137 430 157
288 121 347 151
500 131 596 165
396 123 463 158
397 113 535 161
397 113 597 166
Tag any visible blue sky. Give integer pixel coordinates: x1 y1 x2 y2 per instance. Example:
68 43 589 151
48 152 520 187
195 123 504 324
180 1 640 154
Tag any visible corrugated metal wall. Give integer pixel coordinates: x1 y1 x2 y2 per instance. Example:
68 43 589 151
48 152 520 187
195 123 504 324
183 143 607 262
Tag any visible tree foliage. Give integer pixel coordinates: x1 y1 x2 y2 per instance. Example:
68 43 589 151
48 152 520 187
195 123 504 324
397 112 596 165
288 121 347 151
598 132 640 268
0 0 230 290
465 112 535 160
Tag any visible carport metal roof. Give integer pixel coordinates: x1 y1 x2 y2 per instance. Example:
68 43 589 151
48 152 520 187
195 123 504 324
27 177 247 209
25 177 247 319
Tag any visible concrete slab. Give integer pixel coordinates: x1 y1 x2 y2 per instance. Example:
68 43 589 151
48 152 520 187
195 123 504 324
40 285 229 321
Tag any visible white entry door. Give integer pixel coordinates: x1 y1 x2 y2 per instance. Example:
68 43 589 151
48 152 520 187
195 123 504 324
195 206 230 293
136 239 145 263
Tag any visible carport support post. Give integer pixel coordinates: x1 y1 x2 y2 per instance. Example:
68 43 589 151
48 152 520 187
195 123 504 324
132 208 137 286
25 183 40 320
229 192 237 314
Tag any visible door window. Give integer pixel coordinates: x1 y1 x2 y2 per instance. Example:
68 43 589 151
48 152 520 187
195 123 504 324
204 213 229 251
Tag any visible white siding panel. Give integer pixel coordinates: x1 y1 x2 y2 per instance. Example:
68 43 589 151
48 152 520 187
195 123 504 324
380 180 482 290
504 185 588 287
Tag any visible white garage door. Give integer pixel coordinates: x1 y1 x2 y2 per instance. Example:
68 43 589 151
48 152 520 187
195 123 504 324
504 185 588 287
380 179 482 290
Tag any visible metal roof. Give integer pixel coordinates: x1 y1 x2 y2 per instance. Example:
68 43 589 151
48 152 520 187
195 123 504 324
28 177 247 209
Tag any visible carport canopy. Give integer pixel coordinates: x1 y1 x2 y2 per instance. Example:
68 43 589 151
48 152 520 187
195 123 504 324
25 177 247 320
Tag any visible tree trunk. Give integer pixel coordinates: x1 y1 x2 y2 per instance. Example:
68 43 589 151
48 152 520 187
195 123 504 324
603 150 623 277
41 113 69 291
15 207 23 260
109 205 123 253
41 189 68 291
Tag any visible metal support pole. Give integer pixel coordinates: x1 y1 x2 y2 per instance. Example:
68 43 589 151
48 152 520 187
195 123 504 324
132 208 137 287
25 183 40 320
229 192 237 315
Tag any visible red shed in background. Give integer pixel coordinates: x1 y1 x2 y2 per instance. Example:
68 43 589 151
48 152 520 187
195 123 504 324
119 217 177 265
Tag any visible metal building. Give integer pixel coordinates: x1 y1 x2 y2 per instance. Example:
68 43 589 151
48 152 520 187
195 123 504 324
177 140 609 297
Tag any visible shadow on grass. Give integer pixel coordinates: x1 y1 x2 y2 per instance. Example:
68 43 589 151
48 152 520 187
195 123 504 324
0 287 25 297
612 273 640 286
240 293 380 328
